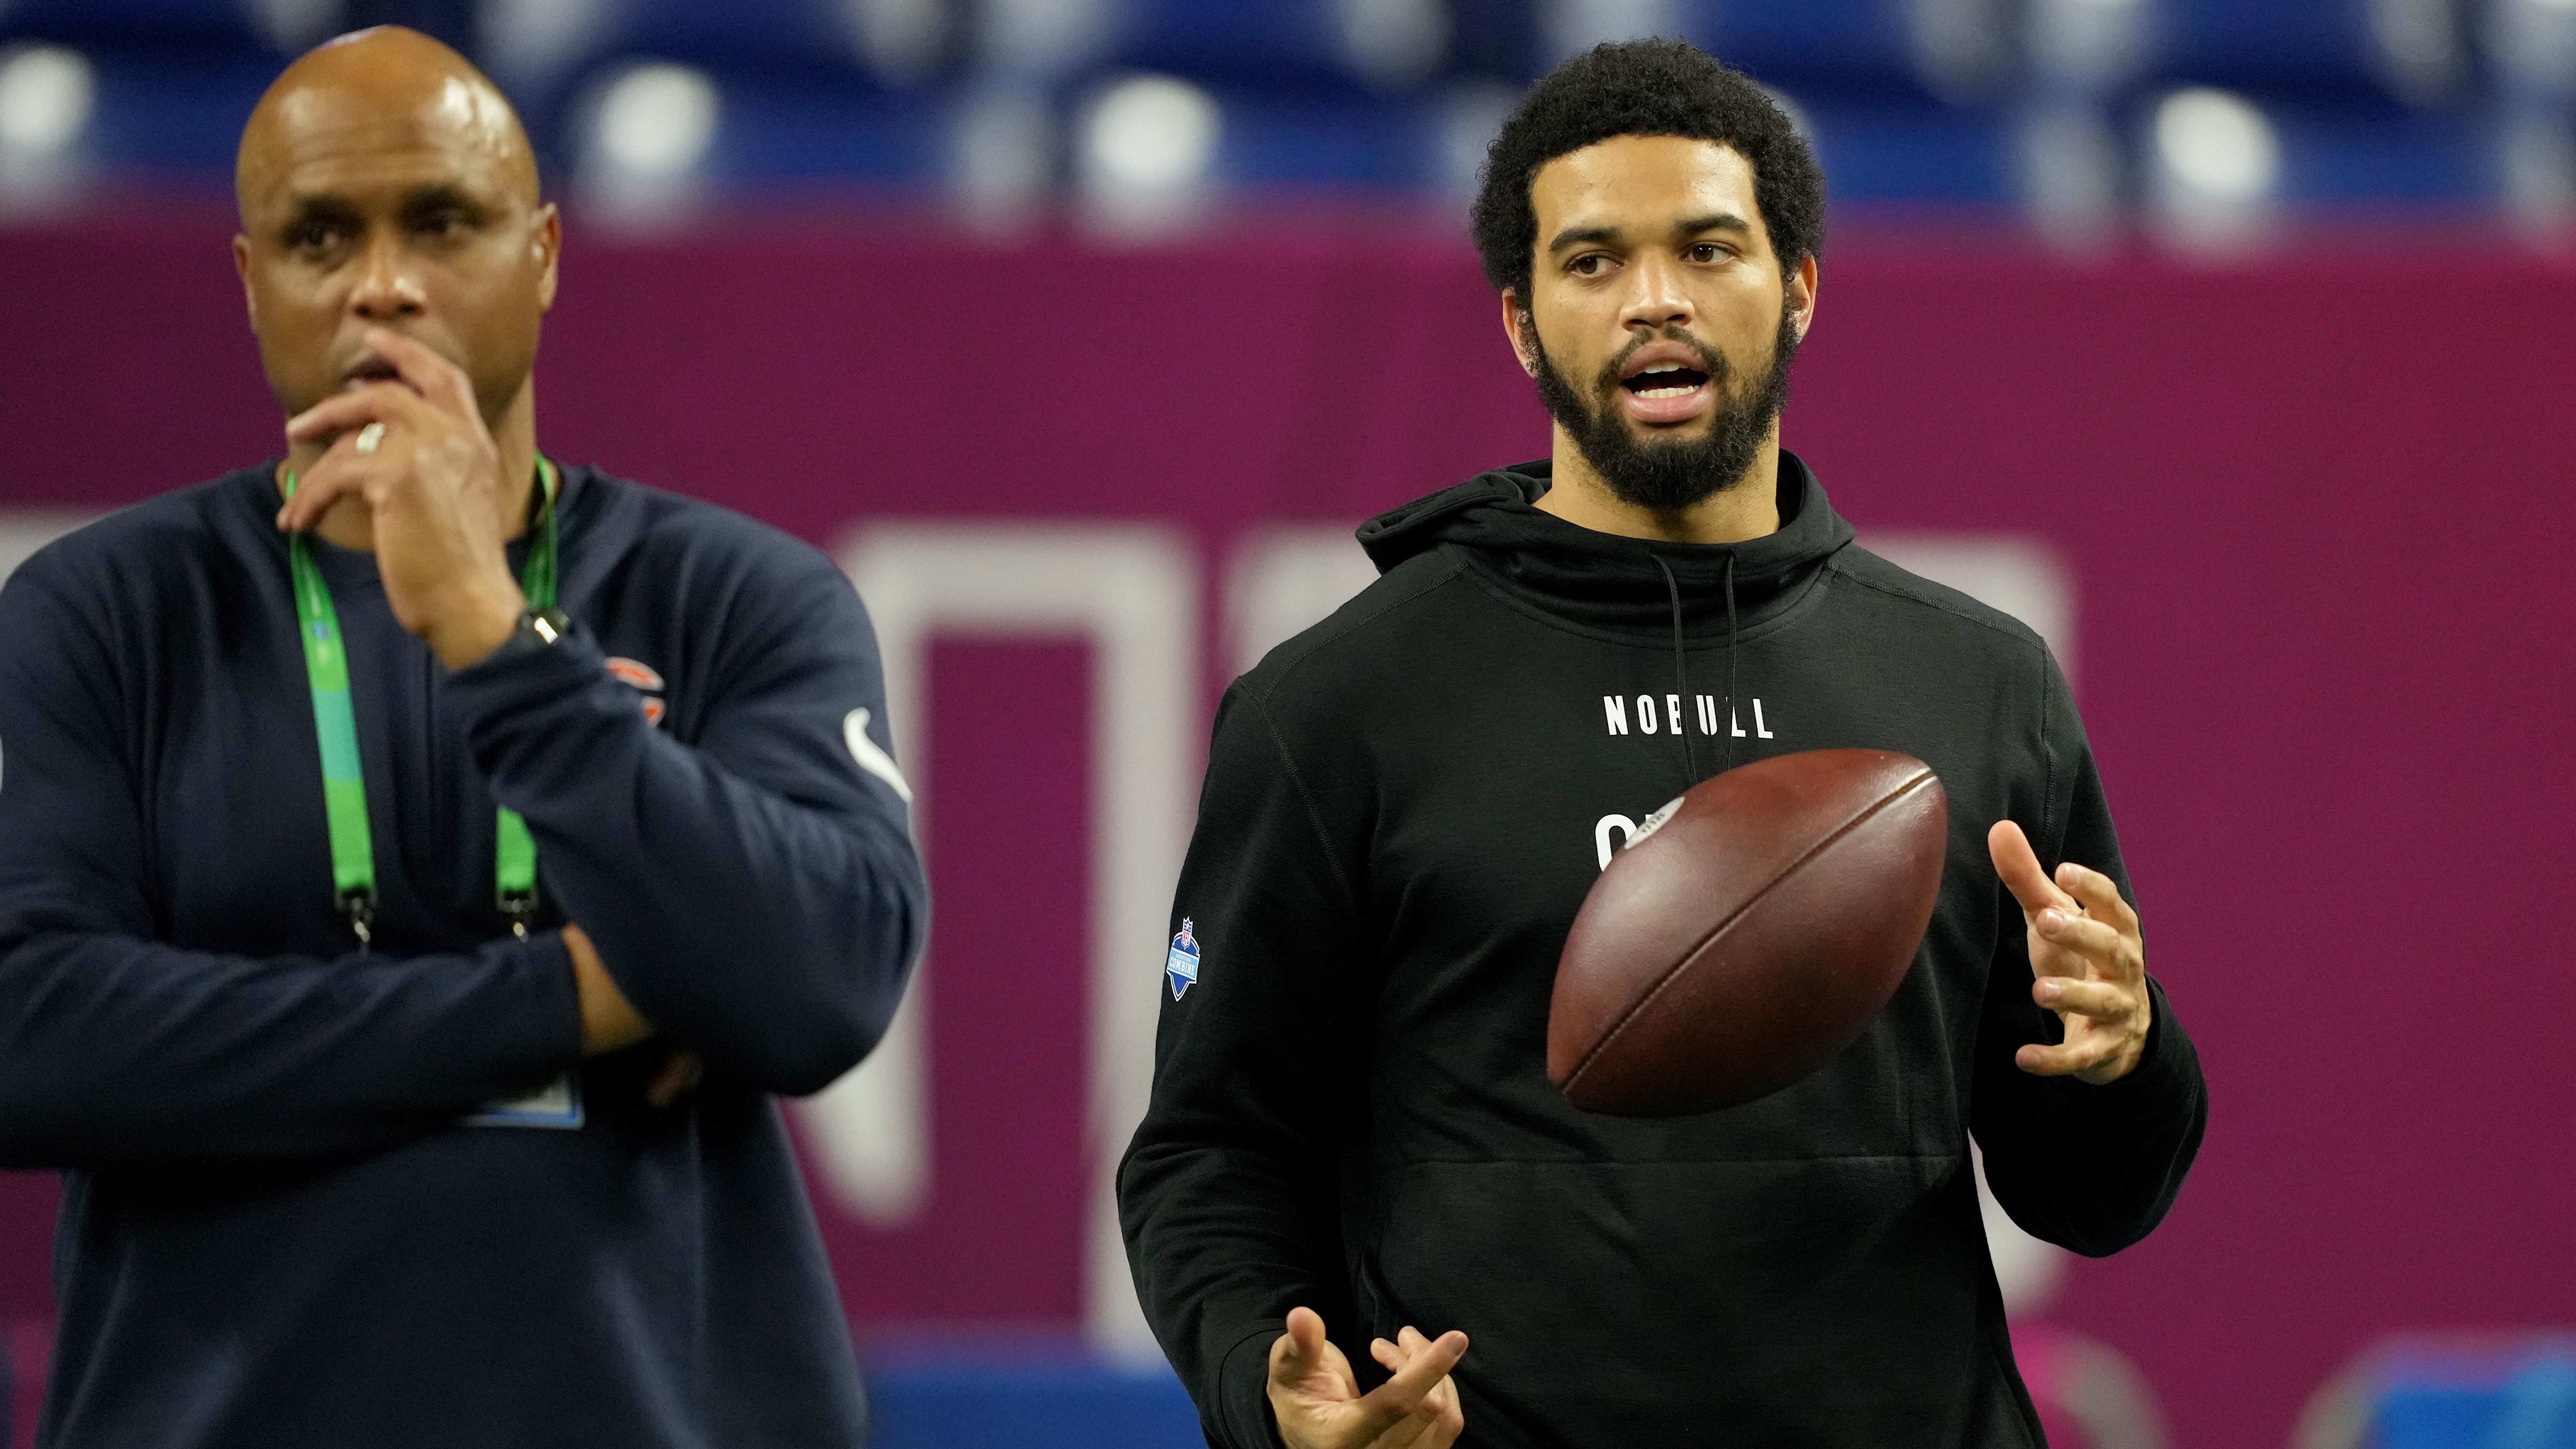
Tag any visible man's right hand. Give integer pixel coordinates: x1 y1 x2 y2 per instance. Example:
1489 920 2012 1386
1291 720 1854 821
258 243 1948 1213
1268 1306 1467 1449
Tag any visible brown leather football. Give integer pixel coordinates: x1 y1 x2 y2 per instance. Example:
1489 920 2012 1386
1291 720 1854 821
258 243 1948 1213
1548 749 1948 1117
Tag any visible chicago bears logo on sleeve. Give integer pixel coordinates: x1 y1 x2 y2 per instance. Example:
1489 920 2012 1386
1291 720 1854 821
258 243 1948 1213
605 657 667 727
1166 919 1200 1000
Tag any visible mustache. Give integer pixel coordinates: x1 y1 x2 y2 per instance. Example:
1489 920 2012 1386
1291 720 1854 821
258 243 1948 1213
1592 328 1731 398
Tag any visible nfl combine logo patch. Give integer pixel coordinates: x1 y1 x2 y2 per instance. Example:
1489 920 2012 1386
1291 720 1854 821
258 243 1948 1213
1167 919 1201 1000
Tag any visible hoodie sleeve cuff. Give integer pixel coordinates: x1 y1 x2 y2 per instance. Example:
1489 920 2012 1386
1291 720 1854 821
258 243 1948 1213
437 617 632 797
2088 975 2197 1110
1219 1320 1290 1449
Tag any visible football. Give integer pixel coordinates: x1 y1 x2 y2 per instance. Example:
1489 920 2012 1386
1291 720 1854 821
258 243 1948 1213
1547 749 1949 1117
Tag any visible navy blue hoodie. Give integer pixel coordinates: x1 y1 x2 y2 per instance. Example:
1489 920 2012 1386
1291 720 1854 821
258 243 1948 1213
0 463 925 1447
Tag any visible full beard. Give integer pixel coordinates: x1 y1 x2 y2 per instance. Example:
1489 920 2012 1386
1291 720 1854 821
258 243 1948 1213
1530 306 1801 515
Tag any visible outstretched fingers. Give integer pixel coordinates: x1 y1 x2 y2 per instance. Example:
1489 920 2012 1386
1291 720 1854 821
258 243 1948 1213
1988 819 2075 918
1391 1328 1466 1445
2032 908 2123 962
2056 860 2141 936
1271 1306 1329 1379
1350 1328 1467 1442
2017 1035 2121 1077
2033 976 2129 1020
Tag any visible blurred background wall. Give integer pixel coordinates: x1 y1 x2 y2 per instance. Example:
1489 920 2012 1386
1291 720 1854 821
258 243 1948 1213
2 2 2574 1448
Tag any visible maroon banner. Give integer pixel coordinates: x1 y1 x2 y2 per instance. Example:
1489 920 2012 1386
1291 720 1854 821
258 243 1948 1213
2 214 2572 1449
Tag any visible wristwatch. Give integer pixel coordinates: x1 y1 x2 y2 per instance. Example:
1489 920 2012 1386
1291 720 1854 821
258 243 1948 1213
506 606 574 652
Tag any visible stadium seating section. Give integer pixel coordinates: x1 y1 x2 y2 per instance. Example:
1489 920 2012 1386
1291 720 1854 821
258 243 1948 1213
2 0 2571 232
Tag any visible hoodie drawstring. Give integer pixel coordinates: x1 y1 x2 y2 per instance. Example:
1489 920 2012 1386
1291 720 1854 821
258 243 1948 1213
1652 556 1699 788
1652 552 1743 791
1722 551 1739 777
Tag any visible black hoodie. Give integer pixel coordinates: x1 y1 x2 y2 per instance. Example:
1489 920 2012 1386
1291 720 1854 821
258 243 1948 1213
1118 455 2206 1448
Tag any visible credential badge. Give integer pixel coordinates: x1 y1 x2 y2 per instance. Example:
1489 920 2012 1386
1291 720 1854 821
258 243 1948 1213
1167 918 1201 1001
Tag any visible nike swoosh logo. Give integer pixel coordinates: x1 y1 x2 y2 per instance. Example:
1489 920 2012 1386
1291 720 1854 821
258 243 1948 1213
844 708 914 804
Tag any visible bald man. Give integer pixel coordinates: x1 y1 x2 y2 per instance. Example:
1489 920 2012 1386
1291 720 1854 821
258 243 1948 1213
0 29 924 1446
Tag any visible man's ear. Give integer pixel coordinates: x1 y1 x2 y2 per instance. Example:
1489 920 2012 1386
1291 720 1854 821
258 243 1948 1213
233 233 258 326
1501 290 1538 376
532 202 562 312
1785 253 1819 343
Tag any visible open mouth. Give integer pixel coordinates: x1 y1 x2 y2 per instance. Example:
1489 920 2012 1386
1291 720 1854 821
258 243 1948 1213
341 355 400 389
1621 363 1710 400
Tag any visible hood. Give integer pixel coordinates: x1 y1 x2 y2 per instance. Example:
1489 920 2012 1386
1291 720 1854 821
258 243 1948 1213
1356 450 1856 639
1358 450 1855 787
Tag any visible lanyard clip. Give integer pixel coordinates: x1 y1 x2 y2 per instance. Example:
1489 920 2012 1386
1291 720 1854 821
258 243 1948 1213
499 890 538 940
338 889 377 951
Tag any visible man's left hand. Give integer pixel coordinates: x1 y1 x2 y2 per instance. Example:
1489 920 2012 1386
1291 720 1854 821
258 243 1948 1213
1988 820 2150 1084
277 325 525 668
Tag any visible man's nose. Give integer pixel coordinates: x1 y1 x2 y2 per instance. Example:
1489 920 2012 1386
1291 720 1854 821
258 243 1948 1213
348 235 427 321
1618 253 1693 333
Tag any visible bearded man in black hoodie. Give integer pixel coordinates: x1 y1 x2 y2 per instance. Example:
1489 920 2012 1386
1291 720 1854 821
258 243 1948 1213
1119 39 2206 1449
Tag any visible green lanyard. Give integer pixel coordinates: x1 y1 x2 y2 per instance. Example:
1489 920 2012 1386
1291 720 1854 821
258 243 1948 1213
283 457 560 947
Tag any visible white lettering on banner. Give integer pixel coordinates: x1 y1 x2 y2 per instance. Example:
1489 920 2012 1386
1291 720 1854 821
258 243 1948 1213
819 524 1195 1365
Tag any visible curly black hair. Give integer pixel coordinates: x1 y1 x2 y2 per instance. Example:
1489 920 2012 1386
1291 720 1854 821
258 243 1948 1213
1470 39 1826 304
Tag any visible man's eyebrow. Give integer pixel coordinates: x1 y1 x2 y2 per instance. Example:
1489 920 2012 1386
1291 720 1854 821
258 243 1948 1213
275 192 361 233
1546 213 1756 255
401 182 491 215
1546 224 1622 255
1675 213 1755 238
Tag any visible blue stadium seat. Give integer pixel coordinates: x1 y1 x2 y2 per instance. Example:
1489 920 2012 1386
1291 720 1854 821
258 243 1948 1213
591 0 947 82
1674 0 2013 104
1206 90 1451 190
1798 99 2023 207
1052 0 1475 199
1111 0 1368 89
524 0 964 198
1661 0 2025 212
2267 104 2492 206
0 0 294 50
2146 0 2467 105
2373 1340 2576 1449
688 83 958 186
1101 0 1453 93
1448 0 1541 82
0 2 328 185
70 49 278 173
551 57 962 196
